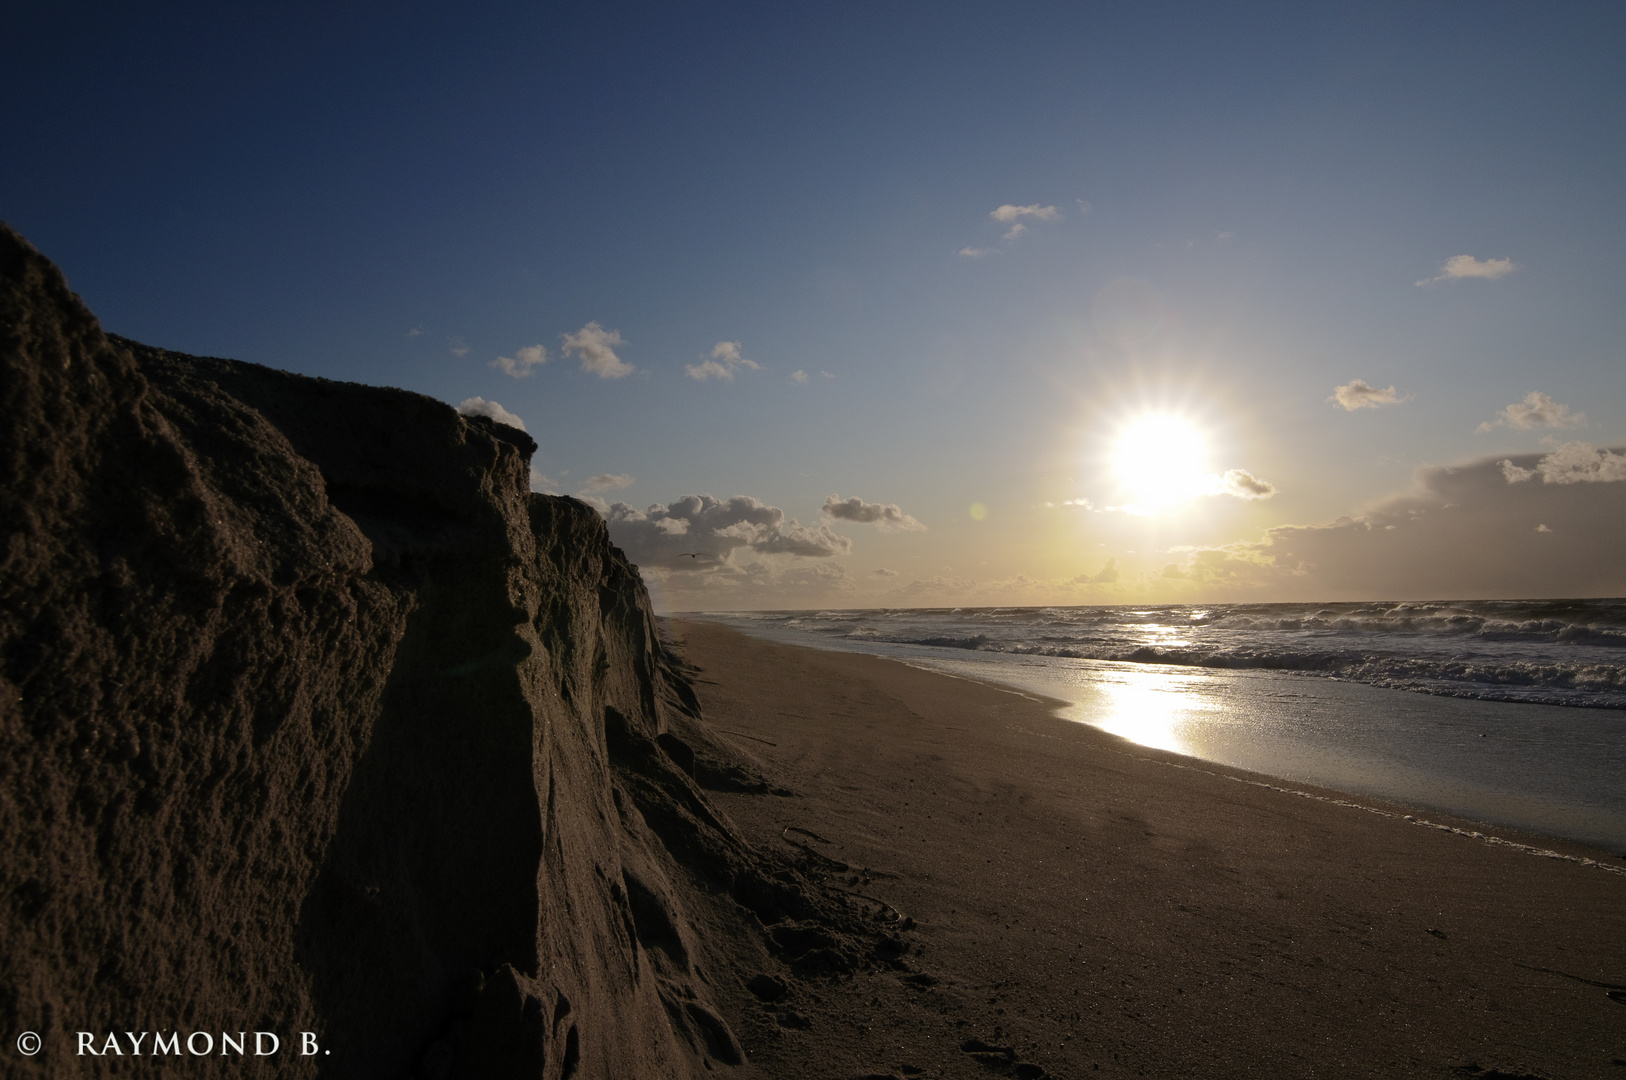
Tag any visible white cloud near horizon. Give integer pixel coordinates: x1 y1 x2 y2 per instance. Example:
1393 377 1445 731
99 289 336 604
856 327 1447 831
822 494 926 532
605 494 852 569
641 449 1626 607
686 340 760 381
957 246 996 258
643 558 858 611
756 521 855 556
1500 442 1626 485
1416 254 1517 286
561 322 633 379
581 472 634 492
790 369 810 383
1477 391 1586 433
1069 558 1119 585
1163 450 1626 599
1330 379 1406 411
456 396 526 432
491 343 549 378
897 575 978 599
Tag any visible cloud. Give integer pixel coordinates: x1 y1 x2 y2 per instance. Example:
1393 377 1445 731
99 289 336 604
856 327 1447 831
1086 468 1274 513
581 472 634 492
711 341 748 366
1498 459 1532 483
686 340 760 381
449 338 471 358
1416 254 1517 286
990 204 1060 223
1085 469 1277 512
960 204 1062 257
754 521 853 557
688 365 730 381
1330 379 1406 411
1212 469 1277 500
561 322 633 379
456 396 526 432
490 343 549 378
1477 391 1586 433
1069 558 1119 585
605 494 852 569
1164 450 1626 599
790 370 809 383
406 326 426 338
642 558 858 612
821 494 926 532
871 568 899 577
898 575 977 599
1500 441 1626 485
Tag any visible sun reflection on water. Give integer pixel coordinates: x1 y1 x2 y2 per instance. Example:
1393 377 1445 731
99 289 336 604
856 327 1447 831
1132 622 1193 650
1083 666 1216 754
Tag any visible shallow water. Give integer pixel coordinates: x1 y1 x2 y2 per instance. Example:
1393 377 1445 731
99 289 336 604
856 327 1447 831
694 609 1626 851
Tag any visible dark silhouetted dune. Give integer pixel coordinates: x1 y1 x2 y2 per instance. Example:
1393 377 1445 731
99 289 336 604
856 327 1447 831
0 224 886 1079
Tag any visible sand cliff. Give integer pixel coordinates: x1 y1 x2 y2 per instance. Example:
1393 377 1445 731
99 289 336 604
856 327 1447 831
0 224 870 1078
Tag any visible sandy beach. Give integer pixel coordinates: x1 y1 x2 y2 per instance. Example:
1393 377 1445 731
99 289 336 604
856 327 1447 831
669 619 1626 1080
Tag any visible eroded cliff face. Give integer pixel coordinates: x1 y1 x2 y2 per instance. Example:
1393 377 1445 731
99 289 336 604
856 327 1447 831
0 224 782 1078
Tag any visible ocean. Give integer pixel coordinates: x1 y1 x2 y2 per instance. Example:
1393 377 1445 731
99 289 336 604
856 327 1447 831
691 600 1626 851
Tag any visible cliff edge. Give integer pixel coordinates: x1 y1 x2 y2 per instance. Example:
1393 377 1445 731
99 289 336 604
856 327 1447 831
0 224 876 1078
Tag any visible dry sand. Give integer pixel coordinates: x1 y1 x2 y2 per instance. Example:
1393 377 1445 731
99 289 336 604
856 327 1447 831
669 619 1626 1080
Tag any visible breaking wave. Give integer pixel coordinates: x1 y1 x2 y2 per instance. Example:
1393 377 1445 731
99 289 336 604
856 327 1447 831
738 599 1626 709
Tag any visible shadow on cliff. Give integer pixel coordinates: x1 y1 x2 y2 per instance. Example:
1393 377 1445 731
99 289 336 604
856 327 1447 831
0 223 905 1080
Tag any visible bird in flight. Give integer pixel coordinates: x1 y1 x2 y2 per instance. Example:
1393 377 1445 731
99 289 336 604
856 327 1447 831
677 552 704 558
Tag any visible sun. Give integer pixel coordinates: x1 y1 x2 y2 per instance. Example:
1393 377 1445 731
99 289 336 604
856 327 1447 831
1110 412 1211 511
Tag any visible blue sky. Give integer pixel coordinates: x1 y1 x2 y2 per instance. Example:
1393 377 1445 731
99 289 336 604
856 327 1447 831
6 2 1624 607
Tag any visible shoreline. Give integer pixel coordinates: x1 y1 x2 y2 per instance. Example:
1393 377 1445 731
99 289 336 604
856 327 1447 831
681 613 1626 857
895 650 1626 871
668 618 1626 1079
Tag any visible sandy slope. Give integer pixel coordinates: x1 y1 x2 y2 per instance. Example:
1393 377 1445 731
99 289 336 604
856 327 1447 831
670 618 1626 1080
1 221 782 1079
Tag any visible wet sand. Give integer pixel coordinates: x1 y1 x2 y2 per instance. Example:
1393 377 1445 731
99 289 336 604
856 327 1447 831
670 619 1626 1080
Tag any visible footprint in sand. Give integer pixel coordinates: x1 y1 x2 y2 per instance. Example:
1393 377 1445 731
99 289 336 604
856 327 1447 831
958 1037 1049 1077
746 973 788 1001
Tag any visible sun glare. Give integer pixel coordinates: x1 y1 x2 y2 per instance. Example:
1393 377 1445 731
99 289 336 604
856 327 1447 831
1110 413 1211 511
